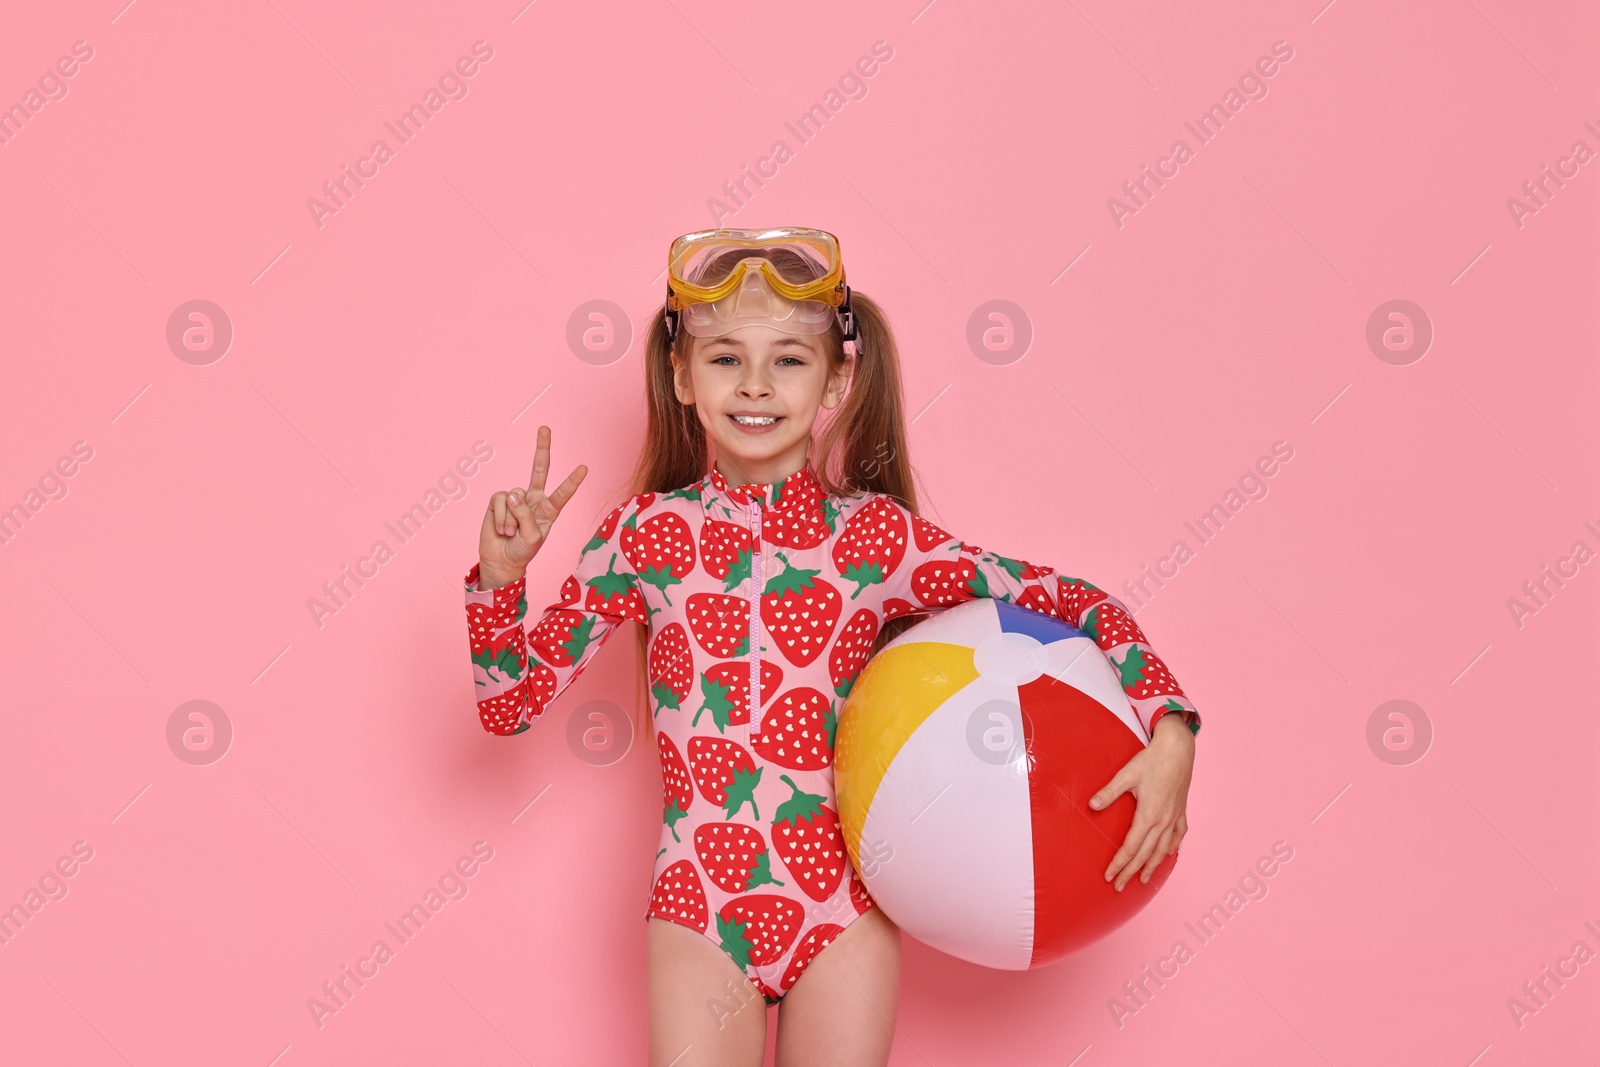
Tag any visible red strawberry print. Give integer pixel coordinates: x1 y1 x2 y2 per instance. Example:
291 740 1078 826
828 608 878 699
752 688 837 770
769 774 846 902
910 512 953 551
695 823 785 892
554 574 581 607
624 512 696 604
907 552 981 608
527 609 600 668
1081 601 1148 649
765 497 837 549
614 494 656 557
649 860 708 932
1013 584 1061 617
583 500 630 552
694 659 783 733
1056 575 1110 621
658 733 693 842
685 592 750 658
717 894 803 969
699 517 754 592
761 551 841 667
881 596 917 621
831 497 907 598
584 552 648 621
688 736 763 819
476 681 529 735
1109 646 1185 701
467 602 520 672
648 622 694 715
780 923 844 992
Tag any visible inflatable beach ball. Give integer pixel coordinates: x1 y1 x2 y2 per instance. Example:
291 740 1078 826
835 598 1176 970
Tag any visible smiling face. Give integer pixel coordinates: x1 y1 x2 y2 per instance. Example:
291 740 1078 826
671 324 849 485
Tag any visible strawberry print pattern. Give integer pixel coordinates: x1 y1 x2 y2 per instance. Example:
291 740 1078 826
463 462 1199 1001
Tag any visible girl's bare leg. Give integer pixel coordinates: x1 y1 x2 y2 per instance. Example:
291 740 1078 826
775 907 901 1067
648 917 768 1067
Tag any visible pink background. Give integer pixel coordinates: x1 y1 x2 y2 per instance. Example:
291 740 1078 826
2 1 1597 1063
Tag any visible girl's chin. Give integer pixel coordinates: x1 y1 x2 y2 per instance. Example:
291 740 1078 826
711 428 797 459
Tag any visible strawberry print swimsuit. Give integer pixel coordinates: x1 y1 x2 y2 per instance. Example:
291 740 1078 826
463 461 1200 1004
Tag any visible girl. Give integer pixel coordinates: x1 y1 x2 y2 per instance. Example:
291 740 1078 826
463 228 1199 1067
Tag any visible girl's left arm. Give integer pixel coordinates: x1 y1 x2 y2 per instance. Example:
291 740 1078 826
875 500 1198 891
876 502 1200 739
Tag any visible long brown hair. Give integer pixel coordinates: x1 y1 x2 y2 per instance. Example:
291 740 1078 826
618 252 926 753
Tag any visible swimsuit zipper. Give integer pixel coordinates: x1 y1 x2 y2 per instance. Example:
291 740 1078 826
747 498 764 736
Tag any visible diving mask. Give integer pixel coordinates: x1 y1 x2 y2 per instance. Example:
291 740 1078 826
663 227 858 345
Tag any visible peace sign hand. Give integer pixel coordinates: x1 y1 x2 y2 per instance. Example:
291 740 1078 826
477 425 589 590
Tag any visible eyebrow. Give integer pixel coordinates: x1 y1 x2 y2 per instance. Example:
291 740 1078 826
701 336 815 348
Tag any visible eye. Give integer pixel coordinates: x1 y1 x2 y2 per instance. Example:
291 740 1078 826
710 355 737 365
779 356 805 366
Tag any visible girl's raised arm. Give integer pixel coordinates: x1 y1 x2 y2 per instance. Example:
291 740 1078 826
464 494 650 735
875 500 1200 741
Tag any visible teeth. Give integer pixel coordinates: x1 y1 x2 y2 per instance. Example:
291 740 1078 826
732 415 779 425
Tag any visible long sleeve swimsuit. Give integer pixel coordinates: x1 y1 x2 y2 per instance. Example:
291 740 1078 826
462 461 1200 1004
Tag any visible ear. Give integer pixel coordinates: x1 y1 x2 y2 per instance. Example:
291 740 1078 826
820 360 851 410
670 346 695 405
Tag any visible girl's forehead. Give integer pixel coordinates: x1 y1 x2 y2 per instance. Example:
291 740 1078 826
696 329 823 350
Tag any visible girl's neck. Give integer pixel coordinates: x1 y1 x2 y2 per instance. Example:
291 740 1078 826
715 442 811 488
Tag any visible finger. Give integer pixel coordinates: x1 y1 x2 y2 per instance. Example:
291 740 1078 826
527 425 551 495
545 464 589 513
1114 824 1160 891
488 490 510 538
1089 767 1133 812
1103 819 1149 883
503 489 529 538
1140 825 1177 883
507 488 539 545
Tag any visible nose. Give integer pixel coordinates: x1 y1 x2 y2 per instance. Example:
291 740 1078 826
737 367 773 398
